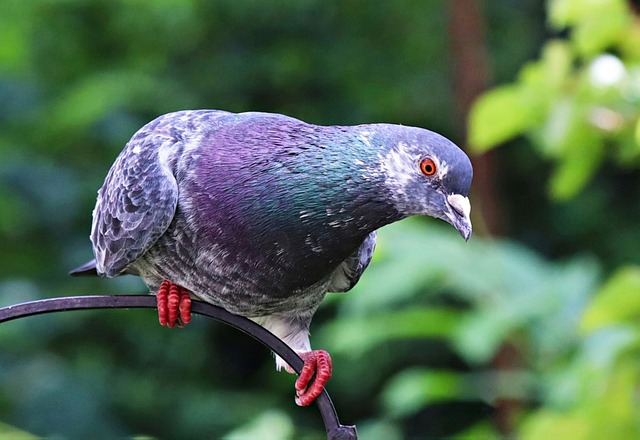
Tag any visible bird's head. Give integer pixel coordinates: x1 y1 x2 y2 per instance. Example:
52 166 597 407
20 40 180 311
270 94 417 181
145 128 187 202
372 125 473 240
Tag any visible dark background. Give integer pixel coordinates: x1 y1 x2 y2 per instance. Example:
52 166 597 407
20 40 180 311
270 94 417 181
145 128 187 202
1 1 639 438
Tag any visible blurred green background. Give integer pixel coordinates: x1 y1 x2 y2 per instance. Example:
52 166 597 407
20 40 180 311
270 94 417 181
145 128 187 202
1 0 640 438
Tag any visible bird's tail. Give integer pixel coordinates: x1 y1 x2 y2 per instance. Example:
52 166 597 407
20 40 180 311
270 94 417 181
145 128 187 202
69 259 98 276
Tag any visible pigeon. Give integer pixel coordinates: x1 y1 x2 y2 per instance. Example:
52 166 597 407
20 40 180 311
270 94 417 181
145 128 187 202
71 109 473 406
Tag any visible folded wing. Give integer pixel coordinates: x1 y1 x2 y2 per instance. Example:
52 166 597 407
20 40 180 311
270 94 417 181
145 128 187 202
327 231 377 292
91 134 180 277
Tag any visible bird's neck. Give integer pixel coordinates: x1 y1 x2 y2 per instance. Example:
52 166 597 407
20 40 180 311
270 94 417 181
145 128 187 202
277 125 403 233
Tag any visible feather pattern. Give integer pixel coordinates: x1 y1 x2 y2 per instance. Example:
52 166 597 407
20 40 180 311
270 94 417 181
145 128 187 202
327 231 377 292
80 109 473 354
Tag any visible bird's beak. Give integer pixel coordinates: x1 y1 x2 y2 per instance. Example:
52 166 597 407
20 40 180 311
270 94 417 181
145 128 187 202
445 194 472 241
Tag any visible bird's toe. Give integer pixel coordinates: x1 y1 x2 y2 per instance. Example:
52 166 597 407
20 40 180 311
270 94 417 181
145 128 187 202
157 280 192 328
294 350 332 406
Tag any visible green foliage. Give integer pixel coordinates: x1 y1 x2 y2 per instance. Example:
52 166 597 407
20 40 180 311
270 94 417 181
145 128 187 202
468 83 542 152
1 0 639 439
521 267 640 437
0 421 37 439
223 410 295 440
469 0 640 200
581 266 640 331
549 0 632 56
322 219 640 438
319 221 600 433
467 0 640 438
382 369 463 416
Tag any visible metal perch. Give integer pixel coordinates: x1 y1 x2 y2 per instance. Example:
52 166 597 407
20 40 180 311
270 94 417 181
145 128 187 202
0 295 357 440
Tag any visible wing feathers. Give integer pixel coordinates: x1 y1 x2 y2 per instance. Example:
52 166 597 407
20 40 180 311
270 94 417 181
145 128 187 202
91 135 180 277
327 231 377 292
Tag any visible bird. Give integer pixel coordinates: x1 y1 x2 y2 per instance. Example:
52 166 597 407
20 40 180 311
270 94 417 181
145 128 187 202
71 109 473 406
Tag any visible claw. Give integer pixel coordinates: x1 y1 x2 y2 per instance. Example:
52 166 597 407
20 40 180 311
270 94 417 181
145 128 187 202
157 280 192 328
294 350 332 406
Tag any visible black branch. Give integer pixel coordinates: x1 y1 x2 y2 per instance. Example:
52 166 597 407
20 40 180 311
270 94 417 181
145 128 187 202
0 295 357 440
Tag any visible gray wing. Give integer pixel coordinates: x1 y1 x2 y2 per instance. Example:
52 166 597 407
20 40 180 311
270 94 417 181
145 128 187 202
327 231 377 292
91 134 180 277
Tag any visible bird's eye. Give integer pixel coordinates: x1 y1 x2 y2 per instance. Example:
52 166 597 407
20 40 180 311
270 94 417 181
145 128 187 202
420 158 437 176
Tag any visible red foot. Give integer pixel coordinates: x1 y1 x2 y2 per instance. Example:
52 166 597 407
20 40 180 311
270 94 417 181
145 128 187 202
157 280 192 328
295 350 332 406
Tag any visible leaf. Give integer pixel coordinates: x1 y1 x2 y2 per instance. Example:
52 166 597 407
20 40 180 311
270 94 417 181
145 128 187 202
381 368 462 417
453 421 501 440
521 410 591 440
538 98 576 158
355 420 403 440
317 308 462 356
382 369 534 418
581 266 640 332
546 106 605 201
336 219 482 316
523 351 640 439
549 0 630 56
548 137 603 200
520 40 573 94
0 22 28 73
548 0 580 28
468 85 536 152
540 40 573 89
0 422 38 440
223 410 294 440
548 0 626 28
0 1 33 73
46 72 134 134
573 8 630 57
453 310 516 363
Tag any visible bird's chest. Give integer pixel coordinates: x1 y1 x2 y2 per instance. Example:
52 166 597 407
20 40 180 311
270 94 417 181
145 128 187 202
174 149 387 296
193 208 364 294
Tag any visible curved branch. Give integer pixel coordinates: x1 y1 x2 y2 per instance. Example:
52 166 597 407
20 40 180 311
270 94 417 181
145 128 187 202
0 295 357 440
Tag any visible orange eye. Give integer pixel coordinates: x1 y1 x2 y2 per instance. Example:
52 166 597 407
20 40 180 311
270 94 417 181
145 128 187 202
420 158 437 176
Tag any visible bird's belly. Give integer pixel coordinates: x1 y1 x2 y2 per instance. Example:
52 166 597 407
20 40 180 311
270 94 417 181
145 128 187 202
135 239 333 317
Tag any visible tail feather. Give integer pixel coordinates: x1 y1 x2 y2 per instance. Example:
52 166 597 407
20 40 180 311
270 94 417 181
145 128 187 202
69 259 98 276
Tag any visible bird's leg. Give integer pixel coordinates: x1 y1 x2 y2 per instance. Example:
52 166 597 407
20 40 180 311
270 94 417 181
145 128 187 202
254 315 328 406
156 280 192 328
294 350 332 406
